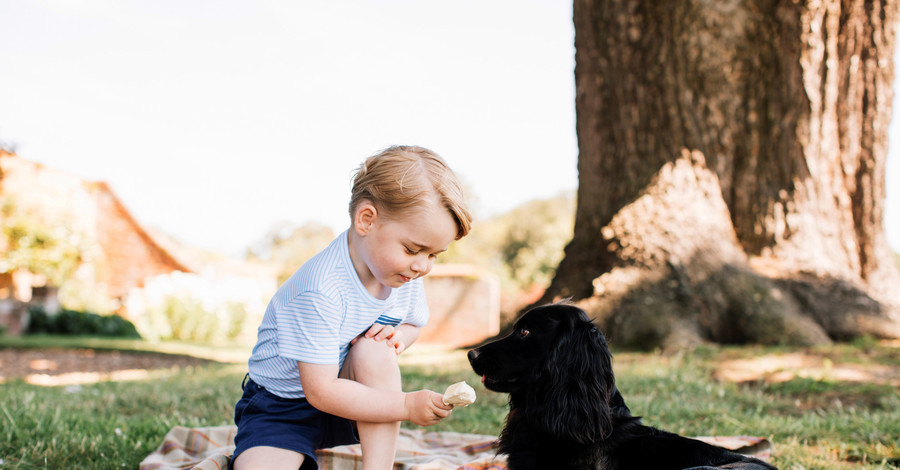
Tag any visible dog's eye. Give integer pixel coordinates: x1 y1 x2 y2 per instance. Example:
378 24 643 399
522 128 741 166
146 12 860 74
518 328 530 338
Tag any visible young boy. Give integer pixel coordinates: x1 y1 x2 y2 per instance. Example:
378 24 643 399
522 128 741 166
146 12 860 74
232 145 473 470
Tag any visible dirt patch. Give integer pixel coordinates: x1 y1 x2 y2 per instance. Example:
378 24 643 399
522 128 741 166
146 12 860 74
0 348 218 386
711 344 900 413
713 352 900 386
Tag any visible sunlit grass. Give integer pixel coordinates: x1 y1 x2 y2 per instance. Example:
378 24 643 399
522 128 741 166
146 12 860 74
0 334 252 362
0 338 897 469
0 364 242 469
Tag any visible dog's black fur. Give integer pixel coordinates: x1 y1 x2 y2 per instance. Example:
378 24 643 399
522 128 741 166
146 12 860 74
467 303 778 470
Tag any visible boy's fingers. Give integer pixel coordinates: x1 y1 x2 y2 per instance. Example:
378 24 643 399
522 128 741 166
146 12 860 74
386 330 403 346
431 392 454 411
434 405 453 420
374 325 395 341
366 325 387 341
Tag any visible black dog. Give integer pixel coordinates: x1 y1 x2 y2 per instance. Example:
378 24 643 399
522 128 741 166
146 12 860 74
468 303 777 470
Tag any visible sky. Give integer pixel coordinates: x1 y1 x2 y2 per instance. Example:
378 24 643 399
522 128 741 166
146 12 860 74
1 0 898 257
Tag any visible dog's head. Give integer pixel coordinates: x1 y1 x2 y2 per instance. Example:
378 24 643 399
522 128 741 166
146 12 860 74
468 303 616 443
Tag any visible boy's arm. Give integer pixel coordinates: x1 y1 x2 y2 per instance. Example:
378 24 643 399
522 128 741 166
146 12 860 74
298 361 449 426
392 323 421 354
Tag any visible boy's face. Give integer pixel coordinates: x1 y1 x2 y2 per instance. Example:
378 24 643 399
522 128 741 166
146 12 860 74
355 200 457 293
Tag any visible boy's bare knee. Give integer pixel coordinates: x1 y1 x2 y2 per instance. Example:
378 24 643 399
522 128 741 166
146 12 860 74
342 337 400 388
233 446 304 470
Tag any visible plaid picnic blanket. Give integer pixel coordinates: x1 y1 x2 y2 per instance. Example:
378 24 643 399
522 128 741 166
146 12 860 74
139 426 772 470
139 426 505 470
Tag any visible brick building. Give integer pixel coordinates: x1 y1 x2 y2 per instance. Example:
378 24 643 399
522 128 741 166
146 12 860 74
0 150 188 333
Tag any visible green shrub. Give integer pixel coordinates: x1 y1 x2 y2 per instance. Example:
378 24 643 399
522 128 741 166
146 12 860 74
26 306 141 338
127 272 264 344
134 294 254 344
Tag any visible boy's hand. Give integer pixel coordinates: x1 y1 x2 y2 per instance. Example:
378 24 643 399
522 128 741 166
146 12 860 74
404 390 453 426
352 324 407 355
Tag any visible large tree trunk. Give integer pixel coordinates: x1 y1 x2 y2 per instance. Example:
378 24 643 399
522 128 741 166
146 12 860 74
543 0 900 348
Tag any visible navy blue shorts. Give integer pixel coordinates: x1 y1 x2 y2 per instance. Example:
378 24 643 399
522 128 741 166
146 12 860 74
232 375 359 470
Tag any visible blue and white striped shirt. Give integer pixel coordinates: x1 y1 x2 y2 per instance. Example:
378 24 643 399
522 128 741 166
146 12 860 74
247 230 429 398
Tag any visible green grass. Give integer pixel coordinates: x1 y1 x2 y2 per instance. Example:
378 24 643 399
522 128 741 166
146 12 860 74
0 364 241 469
0 339 898 469
0 334 252 362
614 347 900 469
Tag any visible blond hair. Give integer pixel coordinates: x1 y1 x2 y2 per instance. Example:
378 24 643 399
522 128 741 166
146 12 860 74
349 145 472 239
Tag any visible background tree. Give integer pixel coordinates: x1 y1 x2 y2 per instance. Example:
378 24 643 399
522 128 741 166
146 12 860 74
541 0 900 348
1 196 83 289
446 193 574 290
246 221 335 285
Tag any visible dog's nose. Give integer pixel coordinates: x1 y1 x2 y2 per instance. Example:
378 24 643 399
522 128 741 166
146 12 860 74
467 349 480 362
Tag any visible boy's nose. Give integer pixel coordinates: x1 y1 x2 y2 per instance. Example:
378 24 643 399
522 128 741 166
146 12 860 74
411 256 433 275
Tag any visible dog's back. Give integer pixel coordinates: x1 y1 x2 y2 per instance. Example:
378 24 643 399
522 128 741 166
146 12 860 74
604 416 777 470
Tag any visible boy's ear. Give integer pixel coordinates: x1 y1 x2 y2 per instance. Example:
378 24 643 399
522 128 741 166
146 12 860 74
354 202 379 235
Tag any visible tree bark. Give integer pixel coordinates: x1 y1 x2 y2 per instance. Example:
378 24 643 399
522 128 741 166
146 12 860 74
542 0 900 348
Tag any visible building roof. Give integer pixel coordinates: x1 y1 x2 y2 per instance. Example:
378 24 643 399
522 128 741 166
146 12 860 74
0 151 189 298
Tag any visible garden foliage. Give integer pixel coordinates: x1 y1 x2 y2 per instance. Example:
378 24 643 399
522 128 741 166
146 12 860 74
26 306 141 338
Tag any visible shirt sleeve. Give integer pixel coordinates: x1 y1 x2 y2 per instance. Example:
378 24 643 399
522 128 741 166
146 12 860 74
275 291 343 364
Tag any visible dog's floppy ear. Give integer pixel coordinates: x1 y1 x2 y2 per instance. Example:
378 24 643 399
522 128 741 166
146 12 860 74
525 312 615 444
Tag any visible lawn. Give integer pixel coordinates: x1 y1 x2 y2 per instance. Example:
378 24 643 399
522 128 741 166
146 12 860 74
0 337 898 469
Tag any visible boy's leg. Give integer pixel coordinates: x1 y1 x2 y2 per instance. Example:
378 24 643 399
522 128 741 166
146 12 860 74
341 336 402 470
232 446 304 470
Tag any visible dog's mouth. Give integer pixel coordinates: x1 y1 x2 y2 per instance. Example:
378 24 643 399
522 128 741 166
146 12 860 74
481 374 519 390
471 355 523 391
